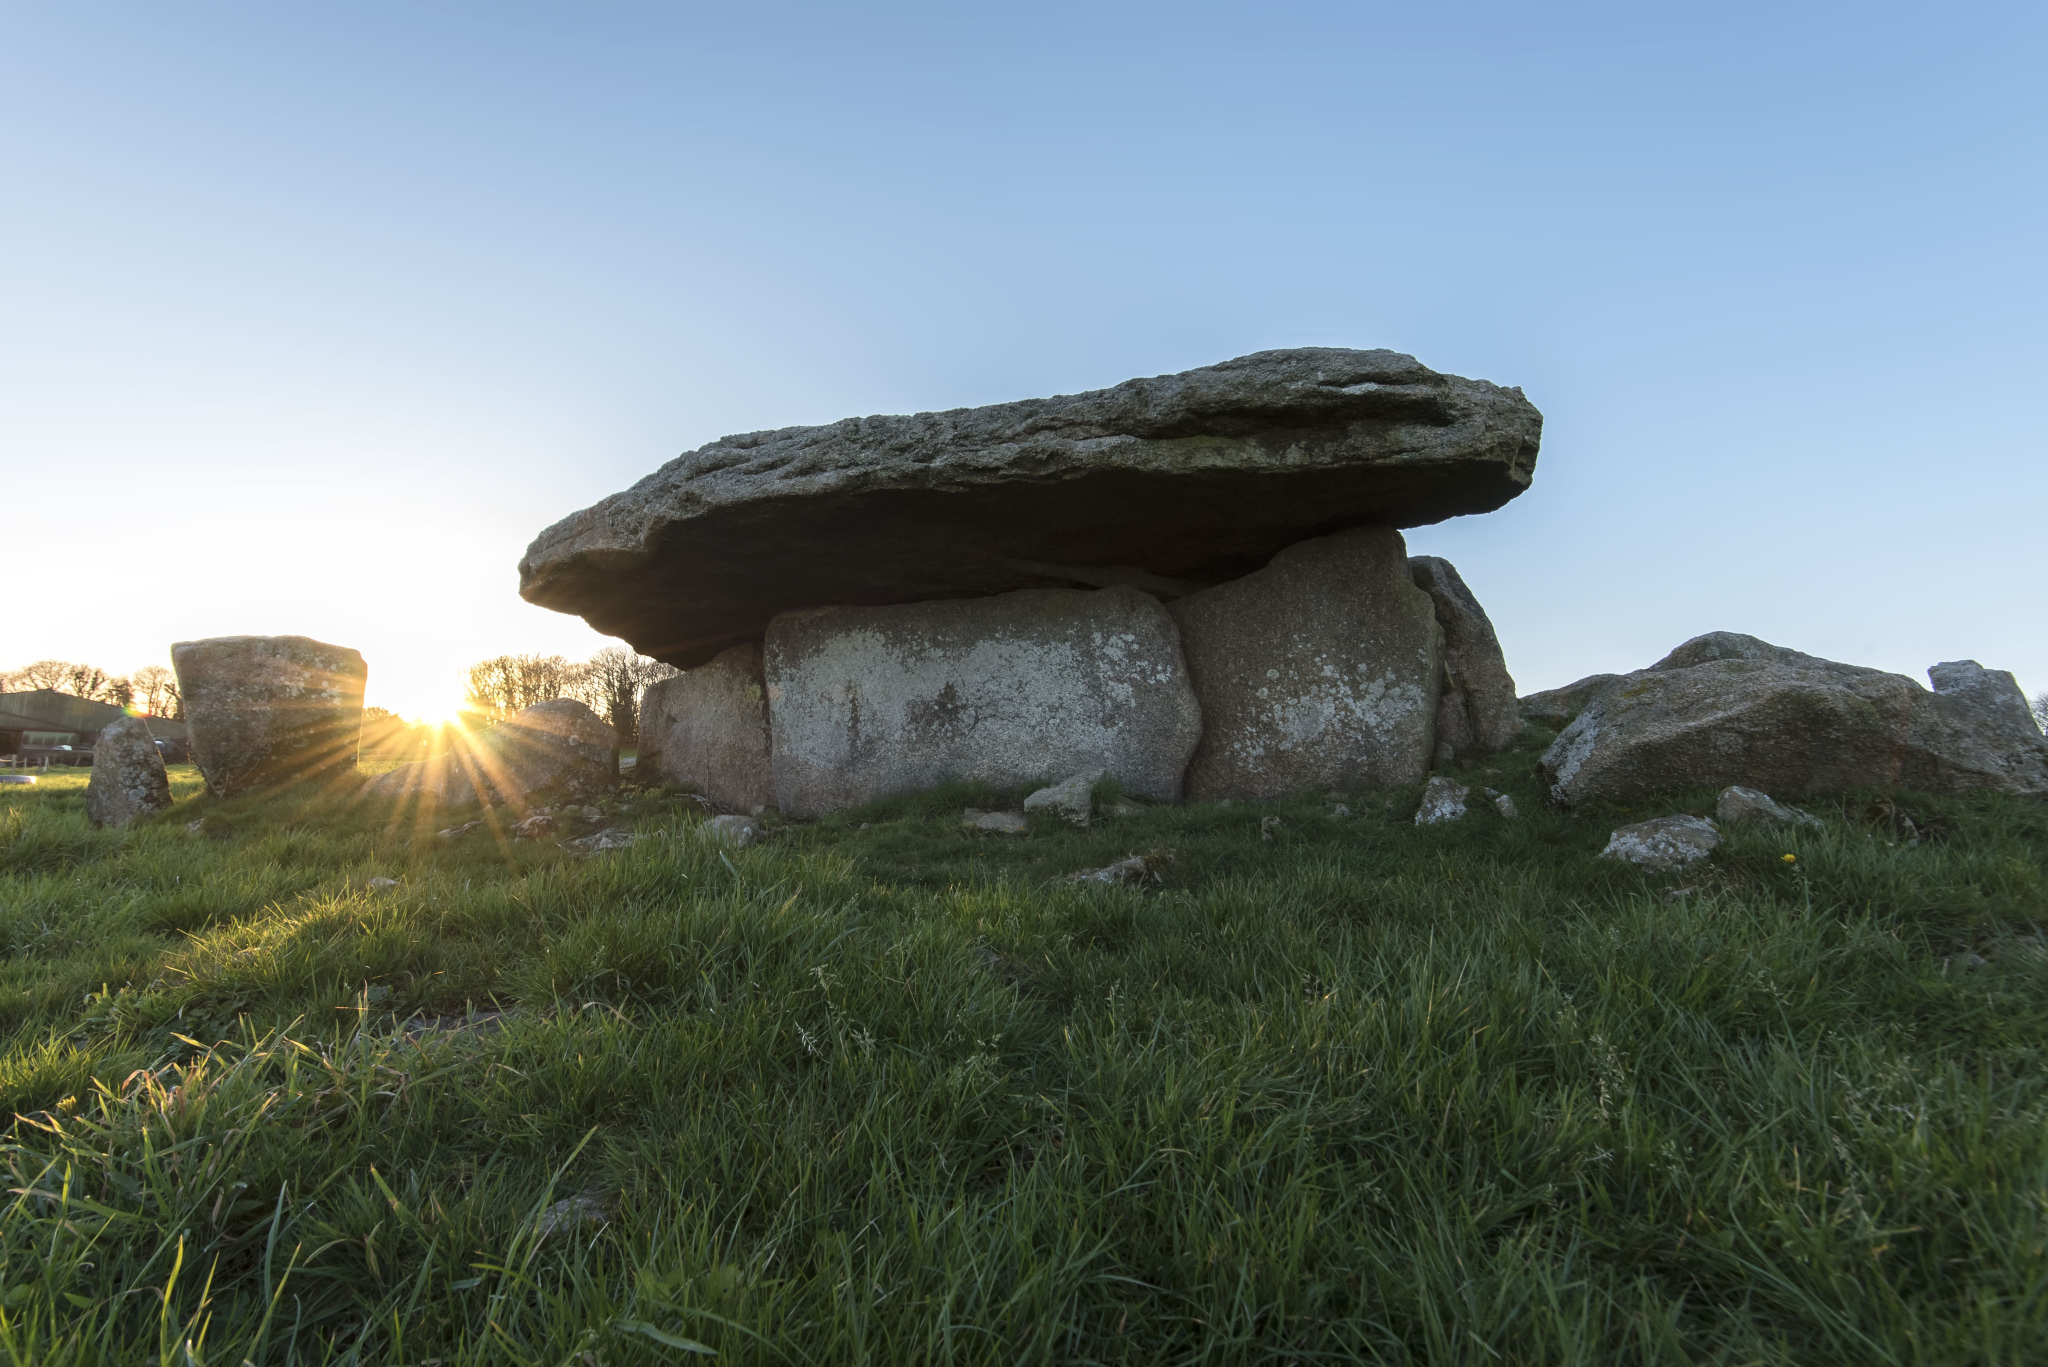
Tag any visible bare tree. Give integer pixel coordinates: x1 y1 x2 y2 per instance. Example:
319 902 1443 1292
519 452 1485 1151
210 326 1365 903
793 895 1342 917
580 646 679 745
131 665 180 719
6 660 75 692
461 653 587 723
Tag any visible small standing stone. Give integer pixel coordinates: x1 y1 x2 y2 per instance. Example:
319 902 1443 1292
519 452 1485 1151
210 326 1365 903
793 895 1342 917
1600 815 1721 872
1415 777 1469 825
84 716 173 828
172 635 368 796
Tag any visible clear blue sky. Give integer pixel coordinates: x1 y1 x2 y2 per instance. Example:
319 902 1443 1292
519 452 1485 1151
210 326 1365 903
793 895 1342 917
7 2 2043 719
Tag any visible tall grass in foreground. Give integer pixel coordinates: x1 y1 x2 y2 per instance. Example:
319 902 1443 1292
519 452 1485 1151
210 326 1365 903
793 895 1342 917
0 749 2044 1364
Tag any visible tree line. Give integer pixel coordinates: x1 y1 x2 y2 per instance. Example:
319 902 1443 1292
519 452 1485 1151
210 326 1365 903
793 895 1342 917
460 646 677 744
0 661 181 717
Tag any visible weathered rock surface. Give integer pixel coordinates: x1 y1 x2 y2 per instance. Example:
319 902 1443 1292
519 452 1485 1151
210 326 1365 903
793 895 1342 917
1415 777 1469 824
636 643 775 811
764 586 1202 818
1601 815 1720 871
704 814 764 847
1541 633 2048 806
366 699 617 807
1024 769 1103 827
963 809 1030 835
1171 526 1440 801
1518 674 1622 730
85 716 172 827
1409 556 1519 762
521 350 1543 667
1716 785 1822 829
172 635 367 796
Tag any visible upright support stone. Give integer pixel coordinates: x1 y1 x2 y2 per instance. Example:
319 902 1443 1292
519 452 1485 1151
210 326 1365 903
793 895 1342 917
1409 555 1520 763
637 643 775 811
764 586 1202 818
171 635 367 796
1170 527 1441 801
85 716 173 827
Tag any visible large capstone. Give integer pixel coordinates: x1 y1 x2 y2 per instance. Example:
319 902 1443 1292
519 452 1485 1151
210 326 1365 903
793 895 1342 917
636 643 775 811
85 716 173 827
1541 633 2048 805
521 349 1542 667
365 699 617 809
172 635 367 796
1408 555 1520 762
1169 526 1441 801
763 586 1202 818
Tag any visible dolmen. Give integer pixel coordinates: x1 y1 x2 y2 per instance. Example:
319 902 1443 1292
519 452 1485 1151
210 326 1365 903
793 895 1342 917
521 348 1545 814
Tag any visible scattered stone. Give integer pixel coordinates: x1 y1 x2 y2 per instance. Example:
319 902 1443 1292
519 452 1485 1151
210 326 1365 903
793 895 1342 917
1409 556 1520 761
1542 633 2048 805
1023 769 1104 827
1715 785 1822 829
1065 851 1172 886
1105 799 1147 818
1328 803 1352 819
575 805 605 821
1415 776 1469 824
1260 815 1284 842
1171 527 1442 801
171 635 368 796
1945 953 1990 973
536 1193 610 1237
963 809 1030 835
520 349 1543 668
184 818 204 833
704 813 764 847
566 827 643 852
436 820 485 841
512 812 558 840
765 586 1201 817
1517 674 1622 730
1662 886 1696 904
636 642 776 812
401 1009 511 1043
84 716 173 828
366 877 400 889
1479 787 1519 819
1600 815 1721 872
366 700 617 808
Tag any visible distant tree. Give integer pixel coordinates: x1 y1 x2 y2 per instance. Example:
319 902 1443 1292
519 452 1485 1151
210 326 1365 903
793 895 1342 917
461 653 587 724
130 665 180 719
579 646 678 745
6 660 75 692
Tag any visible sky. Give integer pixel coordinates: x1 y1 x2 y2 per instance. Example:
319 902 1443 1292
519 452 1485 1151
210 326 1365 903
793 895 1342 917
6 2 2044 721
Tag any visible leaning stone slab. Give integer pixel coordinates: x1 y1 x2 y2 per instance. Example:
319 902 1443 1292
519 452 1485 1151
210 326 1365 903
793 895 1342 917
1541 632 2048 805
1601 815 1720 871
365 699 616 808
636 643 775 812
764 586 1201 818
1170 526 1441 801
521 349 1543 666
85 716 172 827
172 635 367 796
1409 556 1520 762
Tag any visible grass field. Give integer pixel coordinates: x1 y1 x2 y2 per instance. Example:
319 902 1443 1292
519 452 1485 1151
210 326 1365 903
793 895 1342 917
2 736 2045 1365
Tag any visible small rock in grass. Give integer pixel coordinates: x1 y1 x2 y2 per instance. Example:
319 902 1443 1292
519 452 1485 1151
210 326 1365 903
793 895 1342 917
1479 787 1518 819
1945 953 1989 973
367 877 400 889
1066 850 1172 886
536 1193 610 1237
185 818 205 833
1023 769 1104 827
704 814 764 847
1662 885 1696 904
1415 777 1469 825
1716 785 1823 829
1260 814 1283 842
1601 815 1720 872
1105 799 1147 818
436 820 485 841
963 809 1029 835
1328 803 1352 819
512 812 557 841
575 805 605 822
566 827 643 852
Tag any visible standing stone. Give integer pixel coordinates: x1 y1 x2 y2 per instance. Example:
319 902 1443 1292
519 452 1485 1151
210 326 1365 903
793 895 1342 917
764 586 1202 818
84 716 173 827
1170 527 1441 801
1408 556 1520 762
171 635 367 796
636 643 775 811
365 699 616 807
